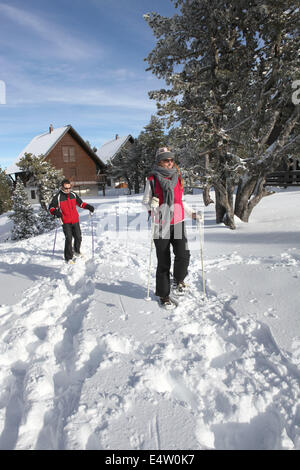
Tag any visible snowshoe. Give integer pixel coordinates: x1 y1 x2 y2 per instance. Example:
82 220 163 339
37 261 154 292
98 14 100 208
172 281 188 297
159 296 177 310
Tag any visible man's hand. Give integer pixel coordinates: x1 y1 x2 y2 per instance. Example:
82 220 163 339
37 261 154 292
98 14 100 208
53 209 62 218
85 204 94 213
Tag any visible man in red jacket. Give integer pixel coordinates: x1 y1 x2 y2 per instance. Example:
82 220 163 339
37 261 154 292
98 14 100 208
49 179 94 263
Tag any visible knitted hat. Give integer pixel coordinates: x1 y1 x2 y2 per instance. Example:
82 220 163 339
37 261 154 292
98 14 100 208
155 147 175 163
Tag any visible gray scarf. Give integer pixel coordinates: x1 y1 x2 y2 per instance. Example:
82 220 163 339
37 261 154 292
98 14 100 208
150 165 179 225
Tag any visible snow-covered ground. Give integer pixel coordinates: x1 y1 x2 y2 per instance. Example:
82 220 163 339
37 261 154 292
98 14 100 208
0 188 299 450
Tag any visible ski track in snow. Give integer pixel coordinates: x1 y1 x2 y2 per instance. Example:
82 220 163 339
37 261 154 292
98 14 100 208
0 200 299 450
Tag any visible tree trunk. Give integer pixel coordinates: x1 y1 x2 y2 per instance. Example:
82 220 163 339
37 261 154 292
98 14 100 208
202 153 214 206
203 185 214 206
234 177 257 222
215 185 236 229
215 188 226 223
235 176 274 222
134 174 140 194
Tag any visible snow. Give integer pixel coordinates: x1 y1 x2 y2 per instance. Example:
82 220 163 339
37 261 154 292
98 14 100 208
96 135 132 165
0 188 299 450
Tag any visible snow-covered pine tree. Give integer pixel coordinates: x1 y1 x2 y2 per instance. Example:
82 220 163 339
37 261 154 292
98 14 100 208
145 0 300 228
138 115 167 182
108 145 136 194
0 166 13 215
17 153 63 232
108 115 167 193
9 179 39 240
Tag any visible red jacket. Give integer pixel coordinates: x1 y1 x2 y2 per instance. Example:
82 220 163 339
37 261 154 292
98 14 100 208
49 190 88 224
148 175 184 225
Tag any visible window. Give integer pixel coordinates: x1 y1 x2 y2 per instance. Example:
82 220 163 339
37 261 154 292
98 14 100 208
62 146 76 162
69 146 75 162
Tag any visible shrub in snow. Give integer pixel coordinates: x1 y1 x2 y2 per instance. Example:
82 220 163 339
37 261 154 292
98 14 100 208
0 166 12 215
17 153 63 233
9 180 39 240
36 206 57 233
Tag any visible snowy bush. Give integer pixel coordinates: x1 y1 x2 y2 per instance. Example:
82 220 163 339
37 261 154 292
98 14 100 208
9 180 39 240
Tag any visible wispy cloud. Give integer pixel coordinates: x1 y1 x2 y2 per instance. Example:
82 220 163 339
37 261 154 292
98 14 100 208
0 2 102 60
11 83 156 111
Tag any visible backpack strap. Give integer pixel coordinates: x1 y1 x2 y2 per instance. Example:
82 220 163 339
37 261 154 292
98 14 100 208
149 176 156 196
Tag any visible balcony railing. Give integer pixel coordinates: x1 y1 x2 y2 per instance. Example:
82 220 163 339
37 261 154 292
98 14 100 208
68 173 106 185
265 170 300 187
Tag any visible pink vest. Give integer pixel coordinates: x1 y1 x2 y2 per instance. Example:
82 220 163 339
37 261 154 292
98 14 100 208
148 175 184 225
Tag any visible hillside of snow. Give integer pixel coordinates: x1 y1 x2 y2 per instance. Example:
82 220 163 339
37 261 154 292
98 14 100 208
0 188 299 450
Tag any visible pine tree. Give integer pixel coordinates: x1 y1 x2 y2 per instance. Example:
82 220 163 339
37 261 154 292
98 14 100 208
145 0 300 228
0 166 13 215
17 153 63 232
138 115 167 181
9 180 39 240
108 115 167 193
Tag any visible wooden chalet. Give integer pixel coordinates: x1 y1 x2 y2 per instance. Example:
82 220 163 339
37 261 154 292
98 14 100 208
96 134 134 188
6 125 106 201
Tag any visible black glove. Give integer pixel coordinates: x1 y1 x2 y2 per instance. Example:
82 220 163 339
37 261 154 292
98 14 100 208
53 209 62 218
85 204 94 213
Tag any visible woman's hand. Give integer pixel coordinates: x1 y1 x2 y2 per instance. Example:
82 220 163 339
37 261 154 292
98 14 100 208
192 211 203 222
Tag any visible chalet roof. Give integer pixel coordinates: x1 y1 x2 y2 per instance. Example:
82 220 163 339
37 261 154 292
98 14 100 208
96 135 134 165
6 125 105 175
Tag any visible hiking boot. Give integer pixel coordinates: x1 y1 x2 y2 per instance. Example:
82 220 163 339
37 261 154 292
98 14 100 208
173 280 187 296
159 296 176 310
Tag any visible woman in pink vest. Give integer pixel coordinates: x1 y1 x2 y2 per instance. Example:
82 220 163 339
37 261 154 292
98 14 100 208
143 147 201 309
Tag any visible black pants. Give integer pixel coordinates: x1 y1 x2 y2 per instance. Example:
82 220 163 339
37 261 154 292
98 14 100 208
62 222 82 261
154 222 190 298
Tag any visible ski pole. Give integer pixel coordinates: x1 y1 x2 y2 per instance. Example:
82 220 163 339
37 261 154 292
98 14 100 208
90 212 95 259
52 224 58 257
197 214 206 298
145 197 159 301
145 220 156 301
52 217 63 257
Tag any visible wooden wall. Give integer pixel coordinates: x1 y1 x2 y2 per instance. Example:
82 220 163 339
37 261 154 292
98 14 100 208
45 132 97 183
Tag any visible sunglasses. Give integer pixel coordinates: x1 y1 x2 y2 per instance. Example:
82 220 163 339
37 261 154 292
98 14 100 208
162 158 174 163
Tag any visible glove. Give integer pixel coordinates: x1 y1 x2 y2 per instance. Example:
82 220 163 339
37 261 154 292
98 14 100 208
151 197 159 209
85 204 94 213
52 209 62 218
192 211 203 222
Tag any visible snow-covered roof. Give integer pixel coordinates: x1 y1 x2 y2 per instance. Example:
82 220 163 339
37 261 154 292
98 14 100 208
6 125 106 174
96 135 133 164
6 126 70 174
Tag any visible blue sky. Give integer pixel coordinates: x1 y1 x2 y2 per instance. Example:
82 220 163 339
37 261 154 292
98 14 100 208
0 0 176 169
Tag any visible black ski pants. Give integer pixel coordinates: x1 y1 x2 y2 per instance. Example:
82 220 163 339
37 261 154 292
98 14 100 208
154 221 190 298
62 222 82 261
